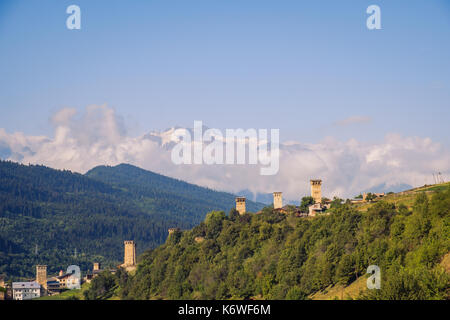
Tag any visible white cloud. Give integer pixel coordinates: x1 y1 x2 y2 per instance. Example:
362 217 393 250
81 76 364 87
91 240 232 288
1 105 449 200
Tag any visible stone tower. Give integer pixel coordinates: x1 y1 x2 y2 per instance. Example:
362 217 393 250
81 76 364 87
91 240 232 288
36 265 47 290
93 262 100 271
273 192 282 209
310 179 322 204
235 197 246 215
123 241 136 267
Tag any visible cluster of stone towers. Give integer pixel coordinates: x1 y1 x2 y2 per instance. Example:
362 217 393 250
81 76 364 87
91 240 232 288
234 179 323 212
116 181 324 274
30 182 325 285
32 243 136 286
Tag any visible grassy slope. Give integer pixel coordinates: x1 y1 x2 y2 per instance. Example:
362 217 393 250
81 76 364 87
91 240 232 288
313 249 450 301
355 182 450 212
310 276 368 300
310 182 450 300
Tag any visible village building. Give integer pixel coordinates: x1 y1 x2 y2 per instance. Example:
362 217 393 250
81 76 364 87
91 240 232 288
273 205 289 214
363 192 385 202
308 203 326 216
55 271 78 288
0 276 6 300
12 282 41 300
271 204 306 216
84 262 104 283
46 280 64 294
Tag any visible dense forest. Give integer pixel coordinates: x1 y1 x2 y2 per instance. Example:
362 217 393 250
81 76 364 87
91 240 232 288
97 187 449 300
0 161 263 279
86 164 263 220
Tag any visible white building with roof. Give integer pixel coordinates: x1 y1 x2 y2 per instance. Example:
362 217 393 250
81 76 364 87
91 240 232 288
308 203 325 216
12 281 41 300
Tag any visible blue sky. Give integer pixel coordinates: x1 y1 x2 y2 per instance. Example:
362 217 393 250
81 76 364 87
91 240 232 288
0 0 449 145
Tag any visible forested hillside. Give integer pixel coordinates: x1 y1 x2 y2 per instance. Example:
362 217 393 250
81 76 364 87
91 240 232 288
115 187 449 300
0 161 263 279
86 164 263 219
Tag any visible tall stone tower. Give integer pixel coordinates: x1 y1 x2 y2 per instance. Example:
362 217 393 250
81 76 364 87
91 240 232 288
123 241 136 267
93 262 100 271
310 179 322 204
273 192 282 209
36 265 47 290
235 197 246 215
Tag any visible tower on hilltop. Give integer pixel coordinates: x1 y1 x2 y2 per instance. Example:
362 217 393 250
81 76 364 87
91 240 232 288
235 197 246 215
273 192 282 209
123 240 136 267
310 179 322 204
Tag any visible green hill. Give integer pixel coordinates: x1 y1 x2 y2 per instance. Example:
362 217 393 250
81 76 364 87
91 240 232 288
111 185 449 300
0 161 264 280
85 163 263 219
